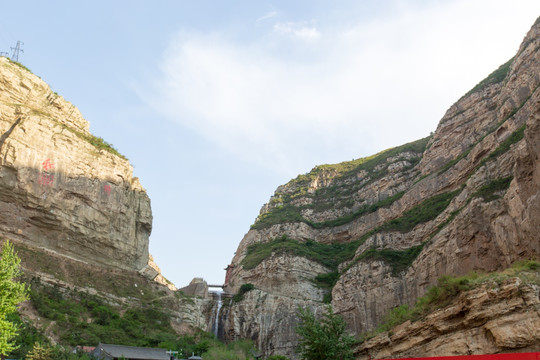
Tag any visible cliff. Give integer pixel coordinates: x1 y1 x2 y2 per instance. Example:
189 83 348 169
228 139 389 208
0 56 152 273
222 17 540 358
0 56 212 345
355 265 540 358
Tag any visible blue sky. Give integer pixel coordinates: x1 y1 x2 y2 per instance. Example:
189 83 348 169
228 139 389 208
1 1 539 287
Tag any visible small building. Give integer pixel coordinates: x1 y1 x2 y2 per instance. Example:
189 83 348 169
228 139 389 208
91 343 174 360
73 345 96 354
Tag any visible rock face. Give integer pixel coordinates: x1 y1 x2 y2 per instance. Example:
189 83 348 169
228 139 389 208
223 18 540 358
0 57 152 273
0 57 211 338
355 277 540 358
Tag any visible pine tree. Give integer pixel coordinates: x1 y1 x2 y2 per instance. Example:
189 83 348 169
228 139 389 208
0 240 28 358
26 342 54 360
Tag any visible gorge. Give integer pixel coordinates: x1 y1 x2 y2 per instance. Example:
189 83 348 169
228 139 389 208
219 16 540 358
0 13 539 360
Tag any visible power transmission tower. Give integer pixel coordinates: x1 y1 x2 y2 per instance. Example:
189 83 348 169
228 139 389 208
10 41 24 62
0 52 9 57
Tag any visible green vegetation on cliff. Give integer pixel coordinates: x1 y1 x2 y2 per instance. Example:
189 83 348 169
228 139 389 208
357 244 425 276
381 188 461 233
354 187 462 247
484 125 525 163
232 283 256 302
296 306 355 360
243 187 463 304
14 279 258 359
28 280 177 348
472 176 513 202
56 121 128 161
0 240 29 357
242 236 360 272
464 57 513 97
363 260 540 339
253 191 406 230
438 80 535 177
253 137 430 230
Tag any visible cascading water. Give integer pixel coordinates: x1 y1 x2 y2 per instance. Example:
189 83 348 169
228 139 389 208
212 291 223 338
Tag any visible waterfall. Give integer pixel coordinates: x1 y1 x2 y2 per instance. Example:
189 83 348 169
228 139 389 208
212 291 222 338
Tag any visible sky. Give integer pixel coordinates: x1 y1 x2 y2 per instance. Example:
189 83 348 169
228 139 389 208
1 1 539 288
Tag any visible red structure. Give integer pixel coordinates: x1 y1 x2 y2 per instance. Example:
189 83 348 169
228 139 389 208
224 264 235 286
384 353 540 360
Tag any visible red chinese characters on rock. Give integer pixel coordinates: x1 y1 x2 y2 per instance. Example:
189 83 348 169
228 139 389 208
38 159 55 186
103 184 111 195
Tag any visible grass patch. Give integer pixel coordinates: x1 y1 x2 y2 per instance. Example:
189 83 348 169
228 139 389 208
232 283 256 303
378 188 462 233
245 188 462 300
30 108 53 117
252 191 405 230
437 79 537 177
484 125 525 163
312 192 405 229
251 204 305 229
7 58 34 74
313 271 340 289
28 280 177 348
437 146 474 175
15 242 160 301
252 137 430 229
313 271 340 303
57 122 128 160
241 236 360 272
311 137 429 181
341 188 462 277
463 57 513 97
15 281 256 359
360 260 540 340
428 207 464 240
471 176 513 202
357 244 425 276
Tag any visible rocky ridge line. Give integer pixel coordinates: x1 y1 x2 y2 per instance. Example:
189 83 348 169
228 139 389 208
221 16 540 358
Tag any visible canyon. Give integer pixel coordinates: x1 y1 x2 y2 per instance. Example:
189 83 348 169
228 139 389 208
0 15 539 360
220 16 540 358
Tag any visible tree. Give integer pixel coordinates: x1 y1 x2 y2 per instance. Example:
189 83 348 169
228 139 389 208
25 342 54 360
295 306 356 360
0 240 28 358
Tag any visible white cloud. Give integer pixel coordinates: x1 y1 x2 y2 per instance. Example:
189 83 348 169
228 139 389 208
146 0 540 176
256 11 278 22
273 21 321 40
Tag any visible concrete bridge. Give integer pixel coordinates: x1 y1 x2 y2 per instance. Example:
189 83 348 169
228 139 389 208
208 284 225 289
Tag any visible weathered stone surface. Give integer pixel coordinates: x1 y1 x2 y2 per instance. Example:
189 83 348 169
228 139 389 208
0 57 152 272
220 289 326 359
180 277 209 298
222 18 540 358
0 57 208 338
227 253 328 301
142 254 177 291
355 281 540 359
11 239 208 337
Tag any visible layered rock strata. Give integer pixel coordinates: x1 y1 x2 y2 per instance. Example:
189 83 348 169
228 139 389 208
0 57 152 272
355 277 540 358
223 18 540 358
